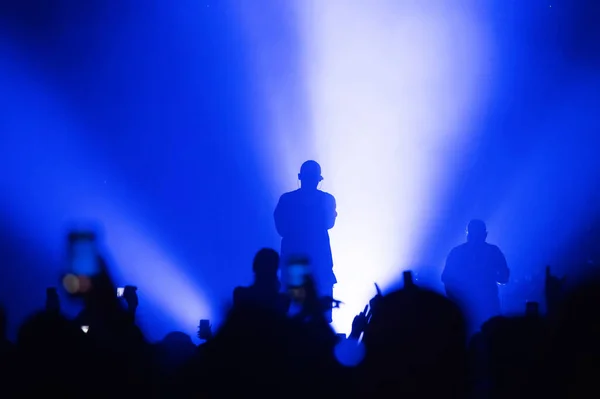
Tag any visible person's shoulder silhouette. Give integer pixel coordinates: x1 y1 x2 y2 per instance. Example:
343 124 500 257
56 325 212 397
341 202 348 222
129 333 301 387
444 220 508 273
233 248 290 314
232 285 251 305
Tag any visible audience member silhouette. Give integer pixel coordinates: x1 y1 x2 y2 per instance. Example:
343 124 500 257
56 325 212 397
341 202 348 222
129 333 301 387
542 276 600 398
233 248 290 315
155 331 197 378
274 160 338 322
361 283 468 398
442 220 509 332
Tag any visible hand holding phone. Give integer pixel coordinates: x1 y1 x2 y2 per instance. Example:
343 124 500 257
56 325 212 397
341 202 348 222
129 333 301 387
403 271 414 288
350 305 369 340
121 285 139 311
198 319 212 340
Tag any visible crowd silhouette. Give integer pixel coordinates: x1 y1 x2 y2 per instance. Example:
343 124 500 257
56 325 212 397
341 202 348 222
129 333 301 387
0 235 598 398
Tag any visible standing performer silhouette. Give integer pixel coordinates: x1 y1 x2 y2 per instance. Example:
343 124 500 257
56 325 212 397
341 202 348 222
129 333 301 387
274 160 338 322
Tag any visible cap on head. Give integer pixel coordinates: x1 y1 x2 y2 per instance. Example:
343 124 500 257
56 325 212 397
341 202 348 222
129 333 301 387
298 160 323 182
467 219 487 242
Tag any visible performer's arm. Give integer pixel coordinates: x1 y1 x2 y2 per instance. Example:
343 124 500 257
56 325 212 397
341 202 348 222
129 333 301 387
495 248 510 284
325 195 337 230
274 195 289 237
441 249 459 286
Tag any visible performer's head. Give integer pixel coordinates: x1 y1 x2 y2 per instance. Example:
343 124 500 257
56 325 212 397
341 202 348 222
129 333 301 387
298 160 323 190
466 219 487 243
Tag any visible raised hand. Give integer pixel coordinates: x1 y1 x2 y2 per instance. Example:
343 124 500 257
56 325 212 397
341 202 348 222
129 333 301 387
123 285 139 312
350 305 369 340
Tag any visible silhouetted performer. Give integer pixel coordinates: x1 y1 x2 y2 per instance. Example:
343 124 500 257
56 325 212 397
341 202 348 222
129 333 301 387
442 220 509 331
274 160 337 322
233 248 290 314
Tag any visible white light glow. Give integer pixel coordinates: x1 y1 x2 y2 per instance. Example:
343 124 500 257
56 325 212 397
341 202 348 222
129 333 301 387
101 217 212 336
239 0 494 332
299 1 493 332
241 0 493 333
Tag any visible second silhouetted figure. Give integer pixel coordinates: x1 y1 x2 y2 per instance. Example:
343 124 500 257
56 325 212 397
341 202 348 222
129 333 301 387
442 219 509 333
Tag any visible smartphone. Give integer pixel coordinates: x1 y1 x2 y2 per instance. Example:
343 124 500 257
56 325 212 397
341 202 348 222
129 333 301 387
116 287 124 298
198 319 211 340
67 231 99 277
403 271 414 288
286 263 309 288
81 325 89 334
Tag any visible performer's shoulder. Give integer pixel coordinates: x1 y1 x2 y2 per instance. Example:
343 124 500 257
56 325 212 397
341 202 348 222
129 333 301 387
319 190 336 201
449 243 468 254
485 243 504 254
279 189 301 200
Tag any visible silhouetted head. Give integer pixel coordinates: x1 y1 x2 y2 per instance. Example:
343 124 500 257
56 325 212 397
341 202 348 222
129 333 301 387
253 248 280 276
160 331 196 356
298 160 323 190
363 288 467 397
162 331 195 345
467 219 487 243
